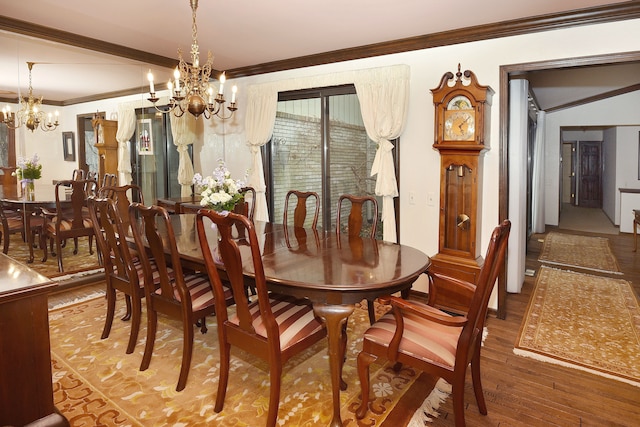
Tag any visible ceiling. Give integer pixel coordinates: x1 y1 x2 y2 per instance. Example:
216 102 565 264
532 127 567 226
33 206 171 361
0 0 638 111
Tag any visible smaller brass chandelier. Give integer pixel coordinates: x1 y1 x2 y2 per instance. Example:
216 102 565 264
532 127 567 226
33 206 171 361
147 0 237 120
2 62 59 132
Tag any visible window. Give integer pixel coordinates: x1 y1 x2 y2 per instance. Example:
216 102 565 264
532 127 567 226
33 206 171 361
266 85 397 238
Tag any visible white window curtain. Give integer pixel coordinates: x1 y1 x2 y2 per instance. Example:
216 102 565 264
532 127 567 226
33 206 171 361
531 110 546 233
353 67 409 242
244 64 410 237
169 113 197 197
244 87 278 222
115 104 135 185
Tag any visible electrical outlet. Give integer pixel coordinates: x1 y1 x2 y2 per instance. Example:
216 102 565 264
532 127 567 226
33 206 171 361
409 191 416 205
427 192 435 206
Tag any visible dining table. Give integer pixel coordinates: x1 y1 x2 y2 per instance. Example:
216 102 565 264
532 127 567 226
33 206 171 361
152 213 431 427
0 182 71 263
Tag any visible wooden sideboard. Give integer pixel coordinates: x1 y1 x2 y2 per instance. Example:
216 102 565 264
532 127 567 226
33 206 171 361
0 254 68 426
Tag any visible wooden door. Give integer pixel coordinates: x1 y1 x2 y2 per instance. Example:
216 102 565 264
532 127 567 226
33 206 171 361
578 142 602 208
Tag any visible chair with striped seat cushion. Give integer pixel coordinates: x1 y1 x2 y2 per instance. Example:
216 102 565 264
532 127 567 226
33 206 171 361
129 202 234 392
356 220 511 427
88 195 167 354
0 200 43 255
195 209 327 427
40 179 95 272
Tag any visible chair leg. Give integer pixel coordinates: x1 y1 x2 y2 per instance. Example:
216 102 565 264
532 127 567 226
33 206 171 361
122 295 132 321
73 237 79 255
41 233 49 262
452 375 467 427
471 344 487 415
176 319 195 391
55 237 64 272
126 296 142 355
367 299 376 324
215 342 231 413
355 351 377 419
266 362 282 427
101 286 117 340
140 309 158 371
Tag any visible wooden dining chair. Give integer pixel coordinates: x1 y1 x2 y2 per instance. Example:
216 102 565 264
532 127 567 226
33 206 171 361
101 173 117 189
235 186 256 220
71 169 85 180
356 219 511 427
337 194 379 323
87 195 160 354
128 202 234 391
195 209 328 427
0 200 43 255
40 179 95 272
336 194 378 238
283 190 319 229
98 184 144 231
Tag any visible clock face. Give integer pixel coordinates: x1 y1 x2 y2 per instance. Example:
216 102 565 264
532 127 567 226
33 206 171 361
444 110 475 141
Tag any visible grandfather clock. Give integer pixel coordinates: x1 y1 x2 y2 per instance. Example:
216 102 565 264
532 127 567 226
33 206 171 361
429 65 493 314
91 117 118 181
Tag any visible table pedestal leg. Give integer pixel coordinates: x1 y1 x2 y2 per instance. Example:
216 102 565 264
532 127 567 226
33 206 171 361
313 303 354 427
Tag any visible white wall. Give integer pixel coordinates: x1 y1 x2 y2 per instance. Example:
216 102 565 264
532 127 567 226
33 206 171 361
14 18 640 301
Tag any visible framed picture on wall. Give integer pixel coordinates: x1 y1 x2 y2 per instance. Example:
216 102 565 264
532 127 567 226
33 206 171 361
137 118 154 155
62 131 75 161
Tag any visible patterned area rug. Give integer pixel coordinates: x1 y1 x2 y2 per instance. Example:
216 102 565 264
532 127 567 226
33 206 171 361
538 232 621 274
50 296 450 426
514 266 640 387
4 232 102 281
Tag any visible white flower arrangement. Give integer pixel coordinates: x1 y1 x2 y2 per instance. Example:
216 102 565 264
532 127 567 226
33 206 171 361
192 159 247 212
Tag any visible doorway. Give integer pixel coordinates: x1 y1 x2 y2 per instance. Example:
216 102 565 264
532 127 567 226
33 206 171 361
577 141 602 208
499 51 640 318
77 112 100 175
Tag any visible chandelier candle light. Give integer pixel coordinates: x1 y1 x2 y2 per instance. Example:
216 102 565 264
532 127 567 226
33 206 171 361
147 0 238 120
2 62 59 132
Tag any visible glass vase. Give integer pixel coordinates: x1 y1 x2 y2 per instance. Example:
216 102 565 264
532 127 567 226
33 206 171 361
24 180 36 201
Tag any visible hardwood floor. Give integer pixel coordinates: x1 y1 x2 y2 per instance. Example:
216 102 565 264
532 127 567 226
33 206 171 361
46 226 640 426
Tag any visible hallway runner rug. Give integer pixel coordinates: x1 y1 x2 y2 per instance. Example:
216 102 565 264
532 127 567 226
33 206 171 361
514 266 640 387
49 295 450 426
538 232 621 274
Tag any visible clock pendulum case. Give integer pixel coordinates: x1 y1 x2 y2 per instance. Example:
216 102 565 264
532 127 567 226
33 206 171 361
428 64 493 314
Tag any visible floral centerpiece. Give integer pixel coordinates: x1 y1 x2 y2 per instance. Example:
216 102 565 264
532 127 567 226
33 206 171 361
192 159 246 212
12 154 42 200
14 153 43 181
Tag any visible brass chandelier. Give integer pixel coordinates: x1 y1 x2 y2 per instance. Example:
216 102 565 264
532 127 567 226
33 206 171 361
2 62 59 132
147 0 237 120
